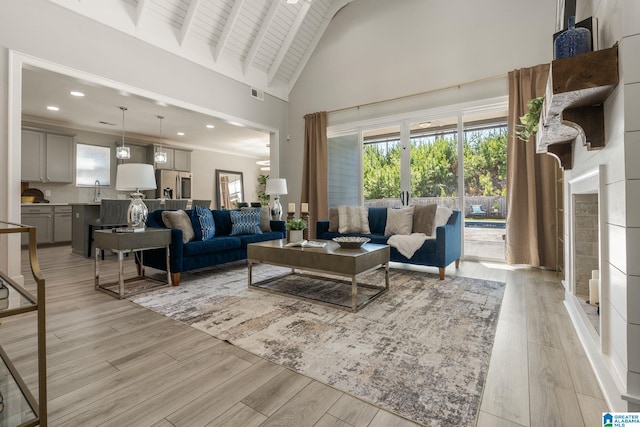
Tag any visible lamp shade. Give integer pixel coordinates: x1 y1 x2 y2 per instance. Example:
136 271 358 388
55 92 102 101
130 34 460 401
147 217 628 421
265 178 287 195
115 163 157 191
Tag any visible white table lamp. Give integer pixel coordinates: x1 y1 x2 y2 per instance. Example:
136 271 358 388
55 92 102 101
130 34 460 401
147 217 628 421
265 178 288 220
115 163 157 229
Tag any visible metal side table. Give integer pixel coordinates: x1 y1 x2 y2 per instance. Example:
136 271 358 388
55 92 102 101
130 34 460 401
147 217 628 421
94 228 171 299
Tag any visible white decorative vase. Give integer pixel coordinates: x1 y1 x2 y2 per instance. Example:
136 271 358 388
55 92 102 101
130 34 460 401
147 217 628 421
288 229 304 243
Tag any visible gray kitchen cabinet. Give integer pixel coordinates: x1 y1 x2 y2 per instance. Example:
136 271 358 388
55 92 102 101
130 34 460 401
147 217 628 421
21 129 73 183
173 149 191 171
21 130 45 182
20 205 72 244
130 144 149 164
152 146 191 171
21 205 54 245
54 206 72 242
119 144 148 165
153 146 174 170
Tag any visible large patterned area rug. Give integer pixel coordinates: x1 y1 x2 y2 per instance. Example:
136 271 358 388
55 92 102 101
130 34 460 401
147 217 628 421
131 263 505 426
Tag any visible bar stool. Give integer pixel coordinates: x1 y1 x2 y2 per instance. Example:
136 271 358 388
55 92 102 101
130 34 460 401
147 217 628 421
145 199 162 213
87 199 130 258
164 199 188 210
192 199 211 209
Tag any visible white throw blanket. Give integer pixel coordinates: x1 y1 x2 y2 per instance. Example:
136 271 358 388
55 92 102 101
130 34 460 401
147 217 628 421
387 233 429 259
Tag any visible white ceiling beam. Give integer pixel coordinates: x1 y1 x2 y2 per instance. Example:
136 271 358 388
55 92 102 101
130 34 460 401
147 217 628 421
179 0 202 46
267 1 311 87
242 0 280 75
214 0 246 62
287 0 354 94
135 0 150 26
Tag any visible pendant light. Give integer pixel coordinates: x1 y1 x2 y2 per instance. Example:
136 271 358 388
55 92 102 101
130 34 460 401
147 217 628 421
116 106 131 160
154 115 168 163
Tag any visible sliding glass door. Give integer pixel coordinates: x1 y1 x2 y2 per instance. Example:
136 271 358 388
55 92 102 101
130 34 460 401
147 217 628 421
461 114 508 260
362 126 401 206
328 100 508 261
360 118 461 211
408 117 460 211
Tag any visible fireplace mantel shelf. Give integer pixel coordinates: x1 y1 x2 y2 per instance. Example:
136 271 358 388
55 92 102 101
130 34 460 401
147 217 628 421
536 45 619 170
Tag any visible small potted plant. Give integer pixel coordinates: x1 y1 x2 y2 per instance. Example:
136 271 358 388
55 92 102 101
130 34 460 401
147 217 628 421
286 218 307 243
492 202 499 214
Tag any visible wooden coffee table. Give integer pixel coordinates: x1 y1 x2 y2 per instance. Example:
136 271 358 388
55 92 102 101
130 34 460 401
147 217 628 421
247 239 390 312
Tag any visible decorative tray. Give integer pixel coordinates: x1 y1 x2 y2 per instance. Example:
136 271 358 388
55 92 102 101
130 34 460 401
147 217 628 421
332 236 370 249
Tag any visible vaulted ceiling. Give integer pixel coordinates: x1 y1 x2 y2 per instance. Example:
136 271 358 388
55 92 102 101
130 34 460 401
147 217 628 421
48 0 354 100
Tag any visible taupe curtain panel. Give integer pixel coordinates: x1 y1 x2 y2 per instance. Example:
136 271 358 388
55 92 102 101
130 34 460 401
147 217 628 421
301 111 328 239
506 64 560 268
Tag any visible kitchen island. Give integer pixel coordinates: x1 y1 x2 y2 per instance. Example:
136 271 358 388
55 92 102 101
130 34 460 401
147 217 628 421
69 202 100 256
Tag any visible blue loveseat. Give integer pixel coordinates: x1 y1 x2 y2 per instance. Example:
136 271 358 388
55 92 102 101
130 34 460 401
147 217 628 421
317 207 461 280
142 208 285 285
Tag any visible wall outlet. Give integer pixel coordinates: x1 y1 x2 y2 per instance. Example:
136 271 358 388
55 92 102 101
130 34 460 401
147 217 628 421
45 190 51 197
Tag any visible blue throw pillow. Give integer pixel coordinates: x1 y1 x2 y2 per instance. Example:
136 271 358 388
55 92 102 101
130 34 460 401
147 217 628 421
230 209 263 236
195 205 215 240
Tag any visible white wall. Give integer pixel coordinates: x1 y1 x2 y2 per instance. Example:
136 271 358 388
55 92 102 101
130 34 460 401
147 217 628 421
0 0 288 278
285 0 557 208
562 0 640 411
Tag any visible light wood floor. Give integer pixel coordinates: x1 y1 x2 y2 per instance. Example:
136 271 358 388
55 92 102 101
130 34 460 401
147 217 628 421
4 245 608 426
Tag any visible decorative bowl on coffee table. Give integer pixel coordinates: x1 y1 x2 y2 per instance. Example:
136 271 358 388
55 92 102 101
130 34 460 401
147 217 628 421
332 236 370 249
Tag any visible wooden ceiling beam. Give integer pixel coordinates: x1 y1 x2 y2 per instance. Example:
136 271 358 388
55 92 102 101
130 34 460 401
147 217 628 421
267 1 311 86
135 0 149 26
243 0 280 75
180 0 203 46
214 0 246 62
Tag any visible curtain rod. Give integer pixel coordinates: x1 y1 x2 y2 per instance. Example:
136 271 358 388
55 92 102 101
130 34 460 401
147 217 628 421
327 72 508 114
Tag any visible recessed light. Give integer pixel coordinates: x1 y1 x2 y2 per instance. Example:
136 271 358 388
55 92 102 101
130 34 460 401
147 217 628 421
70 91 85 97
47 106 60 111
206 124 215 129
177 132 185 136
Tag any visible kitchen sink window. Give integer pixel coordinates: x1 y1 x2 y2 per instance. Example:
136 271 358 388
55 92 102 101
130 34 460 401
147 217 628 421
76 143 111 186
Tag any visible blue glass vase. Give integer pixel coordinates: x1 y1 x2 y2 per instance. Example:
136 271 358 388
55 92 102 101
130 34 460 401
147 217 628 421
554 16 592 59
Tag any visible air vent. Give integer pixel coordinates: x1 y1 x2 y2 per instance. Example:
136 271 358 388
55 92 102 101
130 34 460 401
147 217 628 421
251 87 264 101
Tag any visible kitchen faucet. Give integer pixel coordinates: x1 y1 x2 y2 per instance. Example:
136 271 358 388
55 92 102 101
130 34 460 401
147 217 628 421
94 180 101 202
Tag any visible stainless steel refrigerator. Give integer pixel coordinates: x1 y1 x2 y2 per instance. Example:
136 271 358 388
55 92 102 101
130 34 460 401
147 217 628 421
155 170 192 199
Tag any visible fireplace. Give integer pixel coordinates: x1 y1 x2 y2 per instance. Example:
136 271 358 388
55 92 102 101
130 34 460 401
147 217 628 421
567 166 603 334
573 194 599 298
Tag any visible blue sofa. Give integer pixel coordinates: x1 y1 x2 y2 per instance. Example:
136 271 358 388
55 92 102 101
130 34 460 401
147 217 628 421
142 209 285 285
317 208 461 280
